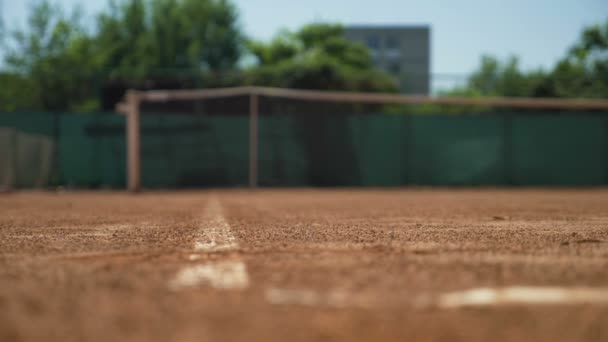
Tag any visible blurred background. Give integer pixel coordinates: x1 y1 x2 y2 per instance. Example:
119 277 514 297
0 0 607 189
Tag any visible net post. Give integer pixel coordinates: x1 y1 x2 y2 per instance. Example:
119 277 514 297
125 90 141 192
249 93 259 188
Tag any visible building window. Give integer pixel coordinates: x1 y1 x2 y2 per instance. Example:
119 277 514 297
366 36 380 50
386 36 400 49
385 36 401 59
385 49 401 59
388 63 401 75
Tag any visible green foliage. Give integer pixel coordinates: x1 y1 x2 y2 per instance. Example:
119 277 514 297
3 1 97 111
549 20 608 98
245 23 397 92
98 0 241 78
0 73 41 111
442 54 550 101
2 0 242 112
1 1 605 114
451 19 608 100
467 56 546 97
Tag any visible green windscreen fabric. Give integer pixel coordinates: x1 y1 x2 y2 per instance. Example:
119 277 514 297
140 114 249 188
409 115 507 185
258 114 409 186
60 113 249 188
351 115 409 186
258 115 308 186
511 115 606 185
2 111 607 188
59 114 126 188
258 114 363 186
258 113 607 187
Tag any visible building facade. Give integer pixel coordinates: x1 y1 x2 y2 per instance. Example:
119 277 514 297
345 25 430 94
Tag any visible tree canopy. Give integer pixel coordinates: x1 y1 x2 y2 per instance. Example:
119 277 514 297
244 23 397 92
96 0 241 77
2 1 96 111
450 19 608 99
1 0 243 111
0 1 606 113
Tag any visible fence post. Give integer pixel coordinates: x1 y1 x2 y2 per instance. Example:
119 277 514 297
126 91 141 192
503 114 513 185
52 112 61 187
249 93 259 188
605 117 608 185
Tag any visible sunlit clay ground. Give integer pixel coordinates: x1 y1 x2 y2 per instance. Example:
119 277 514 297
1 189 608 341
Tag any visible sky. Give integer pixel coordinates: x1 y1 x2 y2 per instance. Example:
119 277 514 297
1 0 607 89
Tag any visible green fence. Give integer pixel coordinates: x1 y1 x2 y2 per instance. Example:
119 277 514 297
1 112 607 188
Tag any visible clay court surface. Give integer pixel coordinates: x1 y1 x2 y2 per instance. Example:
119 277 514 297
1 189 608 341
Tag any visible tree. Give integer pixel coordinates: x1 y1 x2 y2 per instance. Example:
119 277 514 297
452 19 608 100
97 0 242 78
449 55 548 99
549 20 608 98
245 23 397 92
0 73 41 112
2 0 243 111
3 0 98 111
570 20 608 73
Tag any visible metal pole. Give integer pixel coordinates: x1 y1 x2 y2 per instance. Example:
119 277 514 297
249 94 258 188
126 91 141 192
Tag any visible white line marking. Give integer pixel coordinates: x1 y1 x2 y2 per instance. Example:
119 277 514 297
193 198 239 252
266 286 608 309
416 253 608 266
188 254 202 261
169 261 249 290
170 197 250 291
436 286 608 308
266 288 320 306
265 287 370 308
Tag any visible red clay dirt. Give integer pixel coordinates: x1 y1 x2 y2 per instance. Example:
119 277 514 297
1 189 608 341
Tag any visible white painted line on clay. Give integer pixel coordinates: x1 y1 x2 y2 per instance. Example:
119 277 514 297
169 261 249 290
436 286 608 308
409 253 608 266
265 287 370 308
265 285 608 309
265 288 324 306
193 198 239 252
188 254 202 261
170 197 250 291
